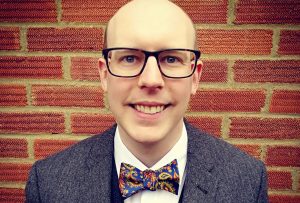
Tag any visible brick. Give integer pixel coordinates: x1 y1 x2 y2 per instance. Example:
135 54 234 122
0 139 28 158
0 0 56 22
234 144 261 159
201 60 227 82
185 115 222 136
269 195 300 203
0 27 20 50
27 28 103 52
235 1 300 24
0 56 62 79
62 0 129 22
34 139 77 159
0 188 24 203
278 30 300 55
197 29 273 55
234 60 300 83
62 0 228 24
270 90 300 114
267 171 292 190
32 85 104 107
71 114 115 134
0 85 26 106
266 146 300 167
0 163 31 182
173 0 227 23
71 57 100 81
189 90 265 112
229 117 300 139
0 112 65 134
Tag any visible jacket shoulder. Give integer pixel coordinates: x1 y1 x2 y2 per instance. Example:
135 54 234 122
36 125 115 168
25 126 116 202
186 122 262 167
185 122 268 202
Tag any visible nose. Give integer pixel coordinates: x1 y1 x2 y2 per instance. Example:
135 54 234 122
138 56 165 89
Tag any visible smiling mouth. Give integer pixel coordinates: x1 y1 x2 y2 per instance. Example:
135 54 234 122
130 104 170 114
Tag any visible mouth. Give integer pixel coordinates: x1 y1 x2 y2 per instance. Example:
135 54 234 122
129 103 170 114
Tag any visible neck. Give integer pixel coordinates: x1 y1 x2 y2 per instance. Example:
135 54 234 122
132 142 174 167
119 122 183 168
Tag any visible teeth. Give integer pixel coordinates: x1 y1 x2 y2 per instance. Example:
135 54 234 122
134 105 165 114
145 106 150 113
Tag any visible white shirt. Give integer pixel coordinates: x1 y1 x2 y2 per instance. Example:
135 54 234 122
114 124 188 203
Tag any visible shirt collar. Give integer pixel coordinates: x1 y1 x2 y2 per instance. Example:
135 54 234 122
114 122 188 185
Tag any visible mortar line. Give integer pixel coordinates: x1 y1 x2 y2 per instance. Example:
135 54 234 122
56 0 62 22
20 27 28 52
221 115 230 140
27 138 35 160
227 0 237 25
260 145 267 162
64 111 71 134
1 51 299 60
261 87 273 113
0 21 299 30
291 170 299 191
26 83 32 106
227 60 235 87
271 28 280 57
62 56 72 80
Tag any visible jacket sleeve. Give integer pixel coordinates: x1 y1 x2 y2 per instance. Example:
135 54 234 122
25 162 41 203
256 162 269 203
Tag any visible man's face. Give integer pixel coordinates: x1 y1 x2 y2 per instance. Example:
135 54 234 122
99 2 202 151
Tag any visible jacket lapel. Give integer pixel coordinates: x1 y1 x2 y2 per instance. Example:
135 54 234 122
181 122 218 203
85 125 117 203
82 122 219 202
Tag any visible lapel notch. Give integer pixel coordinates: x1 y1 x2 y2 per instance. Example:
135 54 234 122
181 122 219 202
182 151 218 202
85 125 117 203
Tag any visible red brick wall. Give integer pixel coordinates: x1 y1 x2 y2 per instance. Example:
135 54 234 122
0 0 299 202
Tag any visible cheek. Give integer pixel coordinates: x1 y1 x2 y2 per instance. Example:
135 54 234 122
169 80 193 104
171 78 193 93
107 76 128 93
106 77 134 107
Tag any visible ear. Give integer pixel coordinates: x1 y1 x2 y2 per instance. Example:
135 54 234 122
98 58 108 92
191 60 203 95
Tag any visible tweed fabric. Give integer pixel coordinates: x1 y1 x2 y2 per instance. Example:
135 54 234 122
25 121 268 203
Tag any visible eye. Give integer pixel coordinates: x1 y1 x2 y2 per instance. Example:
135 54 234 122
166 56 177 63
161 56 182 65
123 55 136 63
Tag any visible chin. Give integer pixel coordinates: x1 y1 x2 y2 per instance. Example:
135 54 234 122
130 132 165 145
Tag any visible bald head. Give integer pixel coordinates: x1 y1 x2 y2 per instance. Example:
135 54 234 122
103 0 197 49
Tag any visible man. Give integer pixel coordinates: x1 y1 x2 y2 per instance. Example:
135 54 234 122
25 0 268 202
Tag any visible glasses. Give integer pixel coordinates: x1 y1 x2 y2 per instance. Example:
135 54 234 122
102 48 201 78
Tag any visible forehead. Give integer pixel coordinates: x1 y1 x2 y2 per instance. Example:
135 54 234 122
106 1 195 50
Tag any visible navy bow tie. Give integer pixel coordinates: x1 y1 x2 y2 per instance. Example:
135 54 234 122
118 159 180 199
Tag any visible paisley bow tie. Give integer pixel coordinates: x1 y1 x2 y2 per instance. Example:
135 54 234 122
118 159 180 199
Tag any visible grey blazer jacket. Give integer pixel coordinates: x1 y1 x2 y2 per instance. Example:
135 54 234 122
25 122 268 203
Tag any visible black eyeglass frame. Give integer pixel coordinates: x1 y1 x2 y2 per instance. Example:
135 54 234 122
102 47 201 79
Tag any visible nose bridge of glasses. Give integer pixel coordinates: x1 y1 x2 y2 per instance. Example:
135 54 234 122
142 50 162 73
139 51 165 86
143 50 160 65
